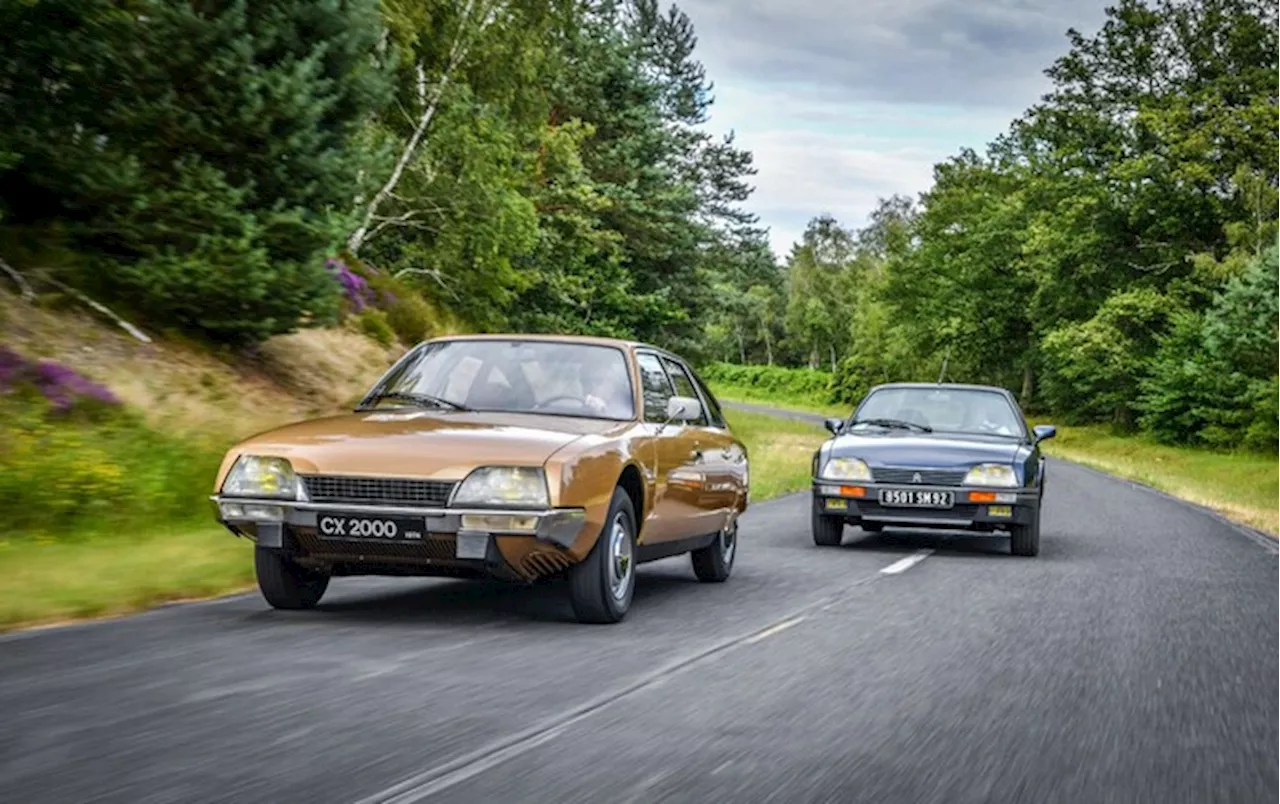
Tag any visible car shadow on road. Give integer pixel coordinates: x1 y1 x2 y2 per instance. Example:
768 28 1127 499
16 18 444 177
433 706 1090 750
300 567 706 626
842 528 1015 558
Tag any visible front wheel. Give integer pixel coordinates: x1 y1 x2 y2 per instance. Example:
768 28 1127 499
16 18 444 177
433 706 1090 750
812 504 844 546
691 516 737 582
567 487 637 623
254 547 330 609
1010 508 1041 557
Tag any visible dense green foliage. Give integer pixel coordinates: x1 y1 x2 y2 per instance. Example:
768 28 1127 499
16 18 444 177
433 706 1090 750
0 0 1274 451
0 0 763 355
703 0 1277 451
700 363 835 403
0 0 391 342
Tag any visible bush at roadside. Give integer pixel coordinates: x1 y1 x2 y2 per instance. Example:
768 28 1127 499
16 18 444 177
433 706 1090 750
0 347 223 538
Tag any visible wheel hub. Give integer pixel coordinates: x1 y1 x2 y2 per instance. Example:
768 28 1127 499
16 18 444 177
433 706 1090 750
720 517 737 564
607 513 633 601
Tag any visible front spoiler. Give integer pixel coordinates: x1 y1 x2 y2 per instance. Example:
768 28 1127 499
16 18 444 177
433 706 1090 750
810 480 1039 529
208 495 587 550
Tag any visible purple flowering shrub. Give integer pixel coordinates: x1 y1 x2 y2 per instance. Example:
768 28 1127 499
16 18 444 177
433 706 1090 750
324 256 435 346
325 258 376 313
0 346 119 412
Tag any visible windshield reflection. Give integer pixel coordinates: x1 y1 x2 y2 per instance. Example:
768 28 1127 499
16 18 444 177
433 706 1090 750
363 340 637 421
853 387 1024 438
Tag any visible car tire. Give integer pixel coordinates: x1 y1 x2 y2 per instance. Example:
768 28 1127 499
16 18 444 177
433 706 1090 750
1010 507 1041 557
567 487 636 624
691 516 737 583
254 546 330 609
812 504 844 546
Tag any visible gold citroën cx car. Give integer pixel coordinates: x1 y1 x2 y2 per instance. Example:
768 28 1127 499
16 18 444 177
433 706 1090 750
211 335 750 623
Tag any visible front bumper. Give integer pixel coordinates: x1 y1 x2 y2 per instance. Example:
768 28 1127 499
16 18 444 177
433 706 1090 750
210 496 587 577
810 479 1039 530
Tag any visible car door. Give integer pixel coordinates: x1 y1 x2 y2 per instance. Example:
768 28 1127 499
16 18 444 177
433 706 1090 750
659 355 737 535
634 351 705 545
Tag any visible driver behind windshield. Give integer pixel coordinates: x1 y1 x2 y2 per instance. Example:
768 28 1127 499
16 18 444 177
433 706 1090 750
970 394 1019 435
580 359 632 419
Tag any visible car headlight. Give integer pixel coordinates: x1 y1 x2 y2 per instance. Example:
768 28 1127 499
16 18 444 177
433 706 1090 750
820 456 872 482
453 466 549 508
962 464 1018 487
222 455 299 499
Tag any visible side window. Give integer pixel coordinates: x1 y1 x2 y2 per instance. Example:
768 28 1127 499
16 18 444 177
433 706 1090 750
635 352 675 423
688 368 726 429
660 357 710 426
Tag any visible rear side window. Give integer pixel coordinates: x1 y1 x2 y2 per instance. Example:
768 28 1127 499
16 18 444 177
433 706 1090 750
660 357 710 426
688 368 727 429
635 352 675 423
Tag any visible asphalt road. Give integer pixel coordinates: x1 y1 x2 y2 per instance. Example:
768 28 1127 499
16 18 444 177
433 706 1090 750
1 408 1276 804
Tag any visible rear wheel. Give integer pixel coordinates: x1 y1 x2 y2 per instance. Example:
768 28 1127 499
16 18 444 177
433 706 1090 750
812 504 844 546
691 516 737 582
254 547 329 609
1010 508 1041 557
567 487 636 623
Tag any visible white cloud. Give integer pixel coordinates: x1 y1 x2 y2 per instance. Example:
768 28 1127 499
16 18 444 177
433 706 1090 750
676 0 1114 258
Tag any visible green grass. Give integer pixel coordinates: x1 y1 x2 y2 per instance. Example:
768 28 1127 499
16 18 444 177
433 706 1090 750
0 524 254 632
711 381 849 418
1036 422 1277 536
724 408 827 501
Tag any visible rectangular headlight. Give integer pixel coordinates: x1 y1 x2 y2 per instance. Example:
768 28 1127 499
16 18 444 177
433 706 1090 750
452 466 549 507
962 464 1018 488
821 457 872 482
222 455 299 499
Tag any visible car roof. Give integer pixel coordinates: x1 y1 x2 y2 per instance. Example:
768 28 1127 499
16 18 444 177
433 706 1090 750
425 332 649 351
864 382 1017 398
420 333 701 363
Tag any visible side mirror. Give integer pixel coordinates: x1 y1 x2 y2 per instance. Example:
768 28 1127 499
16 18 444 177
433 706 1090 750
1032 424 1057 444
824 417 844 435
665 395 702 424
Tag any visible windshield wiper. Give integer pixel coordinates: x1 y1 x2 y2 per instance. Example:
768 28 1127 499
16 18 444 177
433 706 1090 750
851 417 933 433
360 391 469 412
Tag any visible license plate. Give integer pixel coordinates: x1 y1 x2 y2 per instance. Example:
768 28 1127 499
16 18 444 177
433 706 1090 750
316 514 426 541
878 489 954 508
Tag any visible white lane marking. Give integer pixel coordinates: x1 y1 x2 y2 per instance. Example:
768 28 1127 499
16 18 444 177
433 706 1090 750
744 616 806 644
352 561 893 804
879 549 934 575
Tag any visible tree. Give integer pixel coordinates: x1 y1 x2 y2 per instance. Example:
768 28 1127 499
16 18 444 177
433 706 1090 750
0 0 392 342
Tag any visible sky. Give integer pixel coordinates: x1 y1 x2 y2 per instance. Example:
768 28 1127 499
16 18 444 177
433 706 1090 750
677 0 1116 259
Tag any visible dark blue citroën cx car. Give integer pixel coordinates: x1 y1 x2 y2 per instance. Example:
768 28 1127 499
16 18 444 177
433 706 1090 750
811 382 1057 556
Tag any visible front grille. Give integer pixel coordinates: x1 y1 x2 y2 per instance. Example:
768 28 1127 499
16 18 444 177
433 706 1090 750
300 475 457 507
871 467 968 486
293 529 459 561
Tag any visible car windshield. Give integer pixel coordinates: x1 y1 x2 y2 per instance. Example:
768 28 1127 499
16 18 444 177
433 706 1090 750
852 387 1024 438
362 339 636 421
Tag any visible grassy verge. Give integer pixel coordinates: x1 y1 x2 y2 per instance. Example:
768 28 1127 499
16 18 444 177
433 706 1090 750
724 407 827 501
1037 423 1277 536
0 525 254 632
711 381 848 418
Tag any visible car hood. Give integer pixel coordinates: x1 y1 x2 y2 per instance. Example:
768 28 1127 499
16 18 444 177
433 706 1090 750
218 409 628 483
827 430 1027 468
